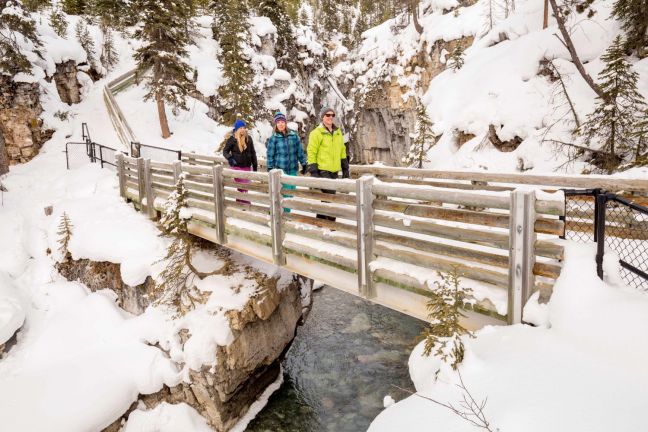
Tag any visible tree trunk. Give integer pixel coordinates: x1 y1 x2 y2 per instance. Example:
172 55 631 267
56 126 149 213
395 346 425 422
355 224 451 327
156 92 171 139
548 0 606 101
543 0 549 29
411 1 423 34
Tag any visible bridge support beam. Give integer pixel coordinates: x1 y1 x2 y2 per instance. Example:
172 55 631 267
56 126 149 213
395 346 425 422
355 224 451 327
356 175 375 298
212 164 227 245
268 169 286 266
508 189 536 324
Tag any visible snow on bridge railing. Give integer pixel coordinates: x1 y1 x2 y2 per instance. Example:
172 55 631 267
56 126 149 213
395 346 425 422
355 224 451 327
116 154 569 326
103 69 138 151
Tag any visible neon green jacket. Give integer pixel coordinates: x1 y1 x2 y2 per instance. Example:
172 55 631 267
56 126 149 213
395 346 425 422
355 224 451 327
307 124 347 173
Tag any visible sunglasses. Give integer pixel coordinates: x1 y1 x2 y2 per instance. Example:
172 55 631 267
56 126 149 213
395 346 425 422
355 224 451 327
324 113 336 117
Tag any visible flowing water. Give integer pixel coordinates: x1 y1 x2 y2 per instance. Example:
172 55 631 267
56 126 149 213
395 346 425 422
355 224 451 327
247 286 427 432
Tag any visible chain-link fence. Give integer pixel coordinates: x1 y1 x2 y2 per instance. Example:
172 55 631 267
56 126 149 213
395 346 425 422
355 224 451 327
65 142 93 169
600 195 648 291
563 189 648 291
131 142 181 163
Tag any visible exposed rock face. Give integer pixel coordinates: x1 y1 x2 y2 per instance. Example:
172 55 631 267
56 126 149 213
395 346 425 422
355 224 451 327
56 259 156 315
57 257 303 431
53 60 82 105
0 75 50 172
353 36 474 165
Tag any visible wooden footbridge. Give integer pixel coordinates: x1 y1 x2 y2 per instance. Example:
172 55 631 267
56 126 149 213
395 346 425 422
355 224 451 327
103 69 648 328
111 151 648 329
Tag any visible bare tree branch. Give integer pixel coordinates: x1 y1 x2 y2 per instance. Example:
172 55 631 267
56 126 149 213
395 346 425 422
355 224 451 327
546 60 581 128
548 0 605 101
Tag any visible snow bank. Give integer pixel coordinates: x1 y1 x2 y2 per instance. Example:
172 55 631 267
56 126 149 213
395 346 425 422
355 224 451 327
0 272 25 345
370 243 648 431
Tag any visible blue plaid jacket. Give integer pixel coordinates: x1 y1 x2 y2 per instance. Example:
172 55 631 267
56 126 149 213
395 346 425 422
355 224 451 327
266 129 307 174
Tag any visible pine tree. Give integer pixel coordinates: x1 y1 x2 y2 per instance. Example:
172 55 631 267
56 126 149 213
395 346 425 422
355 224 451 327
0 0 41 76
612 0 648 56
133 0 195 138
403 99 436 168
22 0 50 12
422 268 474 373
257 0 296 71
447 45 465 71
93 0 131 29
579 36 646 170
212 0 256 124
57 212 74 261
75 20 96 67
99 23 118 71
62 0 87 15
49 4 68 38
319 0 339 37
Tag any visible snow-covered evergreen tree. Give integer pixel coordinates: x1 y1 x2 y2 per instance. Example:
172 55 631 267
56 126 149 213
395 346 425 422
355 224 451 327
403 99 436 168
257 0 296 71
612 0 648 56
49 4 68 38
447 45 465 71
579 36 646 169
75 19 96 67
212 0 256 124
99 23 117 71
422 268 474 373
0 0 41 76
57 212 74 261
133 0 195 138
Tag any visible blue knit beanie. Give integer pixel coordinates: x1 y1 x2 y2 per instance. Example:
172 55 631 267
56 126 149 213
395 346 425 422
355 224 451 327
233 119 246 132
274 112 287 123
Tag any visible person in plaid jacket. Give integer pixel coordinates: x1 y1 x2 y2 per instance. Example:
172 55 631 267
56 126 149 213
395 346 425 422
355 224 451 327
266 112 307 212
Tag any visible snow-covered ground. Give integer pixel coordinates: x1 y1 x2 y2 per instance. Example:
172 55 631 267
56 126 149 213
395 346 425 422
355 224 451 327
370 244 648 431
0 76 287 430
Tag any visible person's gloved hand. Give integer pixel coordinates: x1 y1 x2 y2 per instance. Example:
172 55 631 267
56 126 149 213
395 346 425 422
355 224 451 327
341 158 350 179
300 164 308 175
228 157 237 167
307 163 319 176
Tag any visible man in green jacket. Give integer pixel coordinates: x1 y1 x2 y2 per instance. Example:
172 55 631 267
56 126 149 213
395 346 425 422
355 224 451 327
307 106 350 221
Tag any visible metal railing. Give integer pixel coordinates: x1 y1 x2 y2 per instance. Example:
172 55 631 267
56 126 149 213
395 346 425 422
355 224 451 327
130 142 181 162
563 189 648 290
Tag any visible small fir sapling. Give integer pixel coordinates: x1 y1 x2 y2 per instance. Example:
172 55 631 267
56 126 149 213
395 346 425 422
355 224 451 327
422 267 474 372
403 98 436 168
57 212 74 261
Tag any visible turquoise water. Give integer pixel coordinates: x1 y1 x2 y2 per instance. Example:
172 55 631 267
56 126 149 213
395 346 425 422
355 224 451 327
246 286 427 431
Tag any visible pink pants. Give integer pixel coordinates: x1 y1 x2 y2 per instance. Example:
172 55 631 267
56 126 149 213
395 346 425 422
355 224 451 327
231 166 252 204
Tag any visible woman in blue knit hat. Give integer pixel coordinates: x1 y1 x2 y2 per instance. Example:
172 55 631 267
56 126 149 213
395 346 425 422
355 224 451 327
266 112 307 212
223 119 258 203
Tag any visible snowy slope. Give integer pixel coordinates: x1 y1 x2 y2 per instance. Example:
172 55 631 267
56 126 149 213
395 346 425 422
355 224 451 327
370 243 648 431
347 0 648 174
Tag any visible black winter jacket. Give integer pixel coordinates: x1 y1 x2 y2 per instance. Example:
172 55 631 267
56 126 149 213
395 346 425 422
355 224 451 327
223 136 258 171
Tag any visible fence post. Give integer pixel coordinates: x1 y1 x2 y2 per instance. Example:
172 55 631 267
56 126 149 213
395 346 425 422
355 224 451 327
136 157 146 209
212 164 227 245
595 192 607 279
116 153 126 199
172 160 182 185
508 189 536 325
98 144 104 169
268 169 285 266
356 175 375 298
143 159 156 219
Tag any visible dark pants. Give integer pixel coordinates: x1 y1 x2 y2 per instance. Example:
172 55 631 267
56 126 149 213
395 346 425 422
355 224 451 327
312 170 338 221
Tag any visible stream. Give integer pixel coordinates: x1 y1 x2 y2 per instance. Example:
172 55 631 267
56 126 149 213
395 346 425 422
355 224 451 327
247 286 427 431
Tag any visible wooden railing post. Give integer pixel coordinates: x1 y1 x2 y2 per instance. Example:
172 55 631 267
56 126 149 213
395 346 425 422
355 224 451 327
212 164 226 245
268 169 285 266
136 157 145 209
172 160 182 185
143 159 156 219
356 175 375 298
508 189 536 324
116 153 126 199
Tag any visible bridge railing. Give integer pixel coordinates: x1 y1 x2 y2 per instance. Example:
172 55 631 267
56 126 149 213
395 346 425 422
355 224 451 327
116 154 569 325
